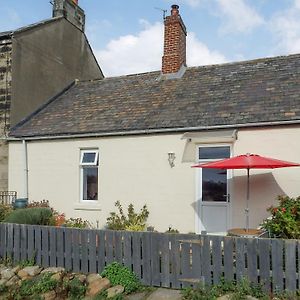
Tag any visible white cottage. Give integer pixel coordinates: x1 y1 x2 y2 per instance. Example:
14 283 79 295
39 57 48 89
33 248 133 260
8 5 300 234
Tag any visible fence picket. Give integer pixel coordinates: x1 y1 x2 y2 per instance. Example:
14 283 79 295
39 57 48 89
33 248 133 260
285 240 296 291
258 238 271 291
212 236 223 284
150 233 161 286
72 229 80 272
106 230 115 265
13 224 20 263
272 239 284 291
88 230 97 273
201 235 211 286
224 237 234 282
160 233 170 288
132 232 142 280
236 238 246 282
0 223 6 258
191 236 201 284
41 226 49 267
56 227 64 268
141 232 152 286
27 226 34 261
81 230 88 273
98 230 106 272
49 227 57 267
7 224 14 259
247 238 258 283
114 231 123 264
34 226 42 266
65 227 72 271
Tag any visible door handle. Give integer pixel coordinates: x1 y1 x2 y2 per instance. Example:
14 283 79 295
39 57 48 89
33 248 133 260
223 194 230 202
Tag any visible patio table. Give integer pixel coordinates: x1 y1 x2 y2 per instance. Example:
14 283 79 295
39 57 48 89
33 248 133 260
227 228 265 238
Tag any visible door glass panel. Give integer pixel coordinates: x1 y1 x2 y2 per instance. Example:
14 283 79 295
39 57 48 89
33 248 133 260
202 168 227 202
199 147 230 160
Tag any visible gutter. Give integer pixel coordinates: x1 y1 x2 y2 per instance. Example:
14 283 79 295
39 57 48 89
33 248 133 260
8 119 300 141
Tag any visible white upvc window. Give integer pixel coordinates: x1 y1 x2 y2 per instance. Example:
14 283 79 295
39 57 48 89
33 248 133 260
80 150 99 201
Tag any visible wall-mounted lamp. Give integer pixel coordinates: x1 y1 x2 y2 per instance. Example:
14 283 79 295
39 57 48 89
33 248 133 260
168 152 176 168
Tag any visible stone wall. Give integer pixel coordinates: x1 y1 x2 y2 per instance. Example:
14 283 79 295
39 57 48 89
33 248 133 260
0 37 12 191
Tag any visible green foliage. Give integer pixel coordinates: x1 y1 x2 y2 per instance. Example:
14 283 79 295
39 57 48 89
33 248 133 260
0 203 13 222
64 217 92 229
93 290 108 299
182 278 268 300
274 289 300 299
165 226 179 234
64 278 87 300
18 255 36 268
4 207 53 225
101 262 141 294
17 273 58 297
261 195 300 239
0 255 13 267
0 284 8 294
106 201 149 231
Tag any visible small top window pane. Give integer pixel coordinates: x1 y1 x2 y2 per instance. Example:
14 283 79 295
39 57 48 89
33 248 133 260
80 151 98 165
199 147 230 160
82 152 96 164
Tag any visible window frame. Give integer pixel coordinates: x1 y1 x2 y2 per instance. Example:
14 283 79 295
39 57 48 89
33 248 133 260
80 149 99 202
80 150 99 166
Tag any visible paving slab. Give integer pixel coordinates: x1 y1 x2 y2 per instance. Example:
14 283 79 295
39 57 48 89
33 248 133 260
146 288 182 300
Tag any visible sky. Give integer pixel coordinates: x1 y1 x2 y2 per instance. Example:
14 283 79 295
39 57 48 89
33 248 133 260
1 0 300 77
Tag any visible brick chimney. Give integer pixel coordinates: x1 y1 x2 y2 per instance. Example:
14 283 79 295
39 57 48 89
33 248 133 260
53 0 85 31
162 5 187 74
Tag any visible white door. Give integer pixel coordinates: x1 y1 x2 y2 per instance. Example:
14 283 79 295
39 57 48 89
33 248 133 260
196 146 231 233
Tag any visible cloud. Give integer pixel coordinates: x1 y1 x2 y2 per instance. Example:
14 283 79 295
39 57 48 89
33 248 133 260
95 21 226 77
216 0 264 34
187 32 226 66
270 0 300 54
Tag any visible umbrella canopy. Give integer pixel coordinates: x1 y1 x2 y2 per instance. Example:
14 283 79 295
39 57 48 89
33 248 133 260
193 153 300 170
192 153 300 231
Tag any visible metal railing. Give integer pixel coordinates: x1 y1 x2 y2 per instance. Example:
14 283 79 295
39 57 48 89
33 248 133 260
0 191 17 205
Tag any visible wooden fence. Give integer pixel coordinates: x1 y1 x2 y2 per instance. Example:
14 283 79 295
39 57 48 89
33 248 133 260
0 223 299 292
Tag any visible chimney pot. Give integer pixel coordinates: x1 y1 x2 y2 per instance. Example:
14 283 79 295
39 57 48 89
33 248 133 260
171 4 179 15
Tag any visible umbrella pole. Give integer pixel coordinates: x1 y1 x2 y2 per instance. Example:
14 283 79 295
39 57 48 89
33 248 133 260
246 168 250 232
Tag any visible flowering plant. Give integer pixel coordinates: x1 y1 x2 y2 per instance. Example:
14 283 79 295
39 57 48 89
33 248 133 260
261 195 300 239
54 213 66 227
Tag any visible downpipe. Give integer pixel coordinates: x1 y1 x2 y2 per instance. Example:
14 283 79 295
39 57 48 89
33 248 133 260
22 139 28 200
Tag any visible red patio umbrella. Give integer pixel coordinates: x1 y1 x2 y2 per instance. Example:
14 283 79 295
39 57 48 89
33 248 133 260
192 153 300 231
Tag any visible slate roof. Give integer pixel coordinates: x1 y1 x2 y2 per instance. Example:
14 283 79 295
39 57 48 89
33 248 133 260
0 31 13 39
0 17 63 40
10 53 300 138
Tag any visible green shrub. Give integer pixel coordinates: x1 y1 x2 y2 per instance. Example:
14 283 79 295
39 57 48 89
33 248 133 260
182 278 268 300
101 262 140 294
4 207 53 225
0 203 13 222
65 278 87 300
261 195 300 239
17 273 58 298
106 201 149 231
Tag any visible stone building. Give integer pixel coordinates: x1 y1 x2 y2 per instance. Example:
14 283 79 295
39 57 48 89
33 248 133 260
0 0 103 191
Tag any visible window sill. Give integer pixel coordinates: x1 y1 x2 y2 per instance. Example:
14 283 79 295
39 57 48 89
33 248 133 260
74 203 102 211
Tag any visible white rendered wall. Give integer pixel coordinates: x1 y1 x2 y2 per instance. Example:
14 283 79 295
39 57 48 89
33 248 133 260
8 126 300 233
